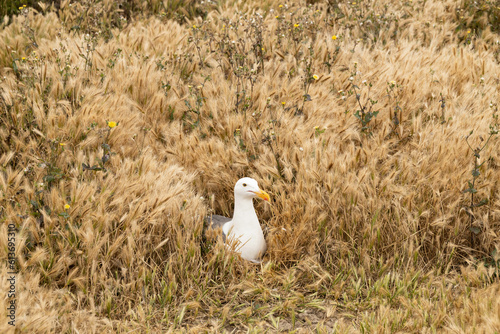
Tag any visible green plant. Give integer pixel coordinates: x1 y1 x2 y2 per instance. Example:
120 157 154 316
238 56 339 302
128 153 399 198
79 32 98 74
182 76 210 131
82 121 118 172
261 100 286 179
41 141 67 189
55 42 78 88
463 110 499 245
385 80 406 139
439 93 446 124
298 46 316 116
348 66 379 135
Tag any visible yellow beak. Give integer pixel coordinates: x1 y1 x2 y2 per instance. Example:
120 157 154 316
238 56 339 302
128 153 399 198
256 190 270 202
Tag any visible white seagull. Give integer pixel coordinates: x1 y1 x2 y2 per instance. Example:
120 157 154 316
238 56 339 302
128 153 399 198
207 177 270 263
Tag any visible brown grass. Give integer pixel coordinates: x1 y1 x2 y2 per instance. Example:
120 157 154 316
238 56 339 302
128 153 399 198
1 0 499 332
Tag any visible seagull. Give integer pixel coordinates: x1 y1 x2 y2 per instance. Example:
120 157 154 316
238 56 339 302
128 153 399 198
207 177 270 263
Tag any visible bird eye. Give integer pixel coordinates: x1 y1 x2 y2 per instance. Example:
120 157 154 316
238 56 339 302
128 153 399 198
242 183 247 187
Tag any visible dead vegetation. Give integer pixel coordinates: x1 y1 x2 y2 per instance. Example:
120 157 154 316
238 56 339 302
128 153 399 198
0 0 499 332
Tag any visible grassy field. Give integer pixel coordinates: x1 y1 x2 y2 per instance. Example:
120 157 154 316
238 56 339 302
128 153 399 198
1 0 500 332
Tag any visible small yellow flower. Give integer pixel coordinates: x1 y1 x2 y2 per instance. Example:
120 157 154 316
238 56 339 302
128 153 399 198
467 29 471 34
60 143 66 146
294 23 300 28
332 35 337 40
275 15 279 18
23 4 27 7
261 47 264 51
281 101 286 105
193 25 197 29
21 57 26 60
312 74 319 80
390 80 396 85
314 126 319 130
108 121 117 128
279 4 283 8
64 204 70 210
19 6 23 10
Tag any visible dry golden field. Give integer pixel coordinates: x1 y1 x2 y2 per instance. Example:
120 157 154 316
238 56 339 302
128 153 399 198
1 0 500 332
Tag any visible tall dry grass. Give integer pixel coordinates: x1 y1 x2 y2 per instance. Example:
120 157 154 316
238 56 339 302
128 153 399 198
0 0 499 332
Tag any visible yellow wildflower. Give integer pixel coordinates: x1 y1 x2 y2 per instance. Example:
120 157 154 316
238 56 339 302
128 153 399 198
64 204 70 210
108 121 117 128
279 5 283 8
193 25 197 29
294 23 300 28
332 35 337 40
467 30 471 34
313 74 319 80
21 57 26 60
60 143 66 146
276 15 279 19
281 101 286 105
314 126 319 130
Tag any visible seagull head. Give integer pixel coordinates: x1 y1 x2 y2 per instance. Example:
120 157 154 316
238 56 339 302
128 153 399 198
234 177 270 202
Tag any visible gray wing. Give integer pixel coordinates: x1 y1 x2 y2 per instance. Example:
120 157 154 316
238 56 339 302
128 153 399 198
205 215 231 242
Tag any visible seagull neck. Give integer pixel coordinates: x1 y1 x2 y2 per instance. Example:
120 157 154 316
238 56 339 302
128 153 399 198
232 196 258 223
